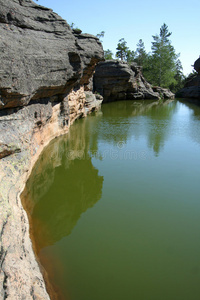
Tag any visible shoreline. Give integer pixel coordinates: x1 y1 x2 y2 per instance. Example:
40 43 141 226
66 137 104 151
0 90 102 299
20 137 66 300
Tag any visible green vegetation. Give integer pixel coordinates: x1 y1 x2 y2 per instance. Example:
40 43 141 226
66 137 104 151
104 49 113 60
126 49 135 63
116 38 129 61
183 70 198 83
103 23 185 92
145 23 182 90
96 31 105 43
69 22 82 33
63 20 186 91
135 39 147 67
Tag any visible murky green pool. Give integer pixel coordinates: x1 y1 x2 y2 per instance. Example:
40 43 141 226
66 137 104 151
22 99 200 300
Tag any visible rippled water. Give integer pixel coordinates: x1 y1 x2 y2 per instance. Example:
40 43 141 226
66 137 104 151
22 99 200 300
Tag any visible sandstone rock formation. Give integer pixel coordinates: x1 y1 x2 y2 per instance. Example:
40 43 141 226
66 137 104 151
0 0 103 299
93 60 174 102
176 57 200 100
0 0 103 110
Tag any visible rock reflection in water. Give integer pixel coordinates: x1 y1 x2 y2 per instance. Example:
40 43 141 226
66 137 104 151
21 99 200 300
22 99 179 253
22 118 104 253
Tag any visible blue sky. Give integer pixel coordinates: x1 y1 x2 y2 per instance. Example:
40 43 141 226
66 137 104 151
36 0 199 75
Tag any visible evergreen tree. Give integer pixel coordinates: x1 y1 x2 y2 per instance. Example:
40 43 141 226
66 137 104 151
135 39 147 66
150 23 177 87
104 49 113 60
96 31 105 43
126 50 135 63
183 70 198 86
169 59 185 92
116 38 129 61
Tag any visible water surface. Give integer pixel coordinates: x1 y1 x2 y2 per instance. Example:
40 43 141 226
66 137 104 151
22 99 200 300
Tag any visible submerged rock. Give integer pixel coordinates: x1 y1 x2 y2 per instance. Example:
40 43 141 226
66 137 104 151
93 60 174 102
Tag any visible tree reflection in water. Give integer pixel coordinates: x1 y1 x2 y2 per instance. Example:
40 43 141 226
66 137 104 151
22 99 179 253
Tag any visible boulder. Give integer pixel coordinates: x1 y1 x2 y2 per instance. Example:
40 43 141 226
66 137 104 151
176 58 200 100
85 91 103 112
93 60 174 102
152 86 175 99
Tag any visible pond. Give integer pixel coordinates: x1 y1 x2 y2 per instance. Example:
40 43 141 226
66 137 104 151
22 99 200 300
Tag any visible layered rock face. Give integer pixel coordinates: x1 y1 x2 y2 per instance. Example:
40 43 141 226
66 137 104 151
93 60 174 102
176 57 200 100
0 0 103 109
0 0 103 299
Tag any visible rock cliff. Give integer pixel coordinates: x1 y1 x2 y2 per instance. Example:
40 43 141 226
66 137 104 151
93 60 174 102
0 0 103 299
176 57 200 100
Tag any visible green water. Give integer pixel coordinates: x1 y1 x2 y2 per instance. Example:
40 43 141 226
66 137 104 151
22 99 200 300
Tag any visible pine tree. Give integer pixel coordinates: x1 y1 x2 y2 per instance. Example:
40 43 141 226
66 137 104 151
116 38 129 61
126 50 135 63
169 59 185 92
96 31 105 43
104 49 113 60
135 39 147 66
150 23 177 87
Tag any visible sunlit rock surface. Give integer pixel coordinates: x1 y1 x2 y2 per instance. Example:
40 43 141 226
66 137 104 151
93 60 174 102
0 0 103 299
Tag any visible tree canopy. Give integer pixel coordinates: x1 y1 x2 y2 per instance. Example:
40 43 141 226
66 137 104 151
58 21 185 91
150 23 177 87
116 38 129 61
104 49 113 60
96 31 105 43
103 23 184 91
135 39 147 66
